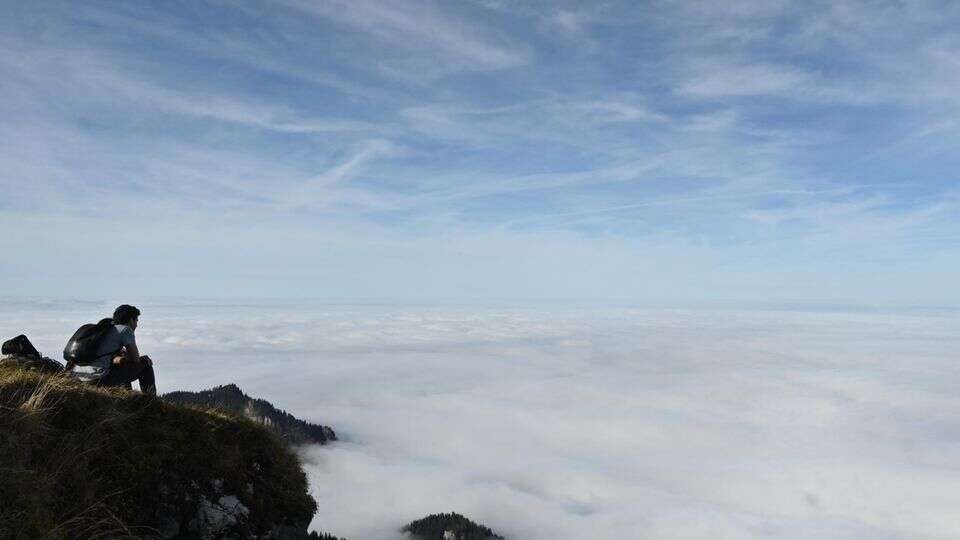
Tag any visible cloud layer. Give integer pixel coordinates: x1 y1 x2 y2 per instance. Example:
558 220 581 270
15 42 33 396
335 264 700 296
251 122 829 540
6 300 959 538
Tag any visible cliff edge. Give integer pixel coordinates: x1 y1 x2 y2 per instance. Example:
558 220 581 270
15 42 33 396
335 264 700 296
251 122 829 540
0 364 340 539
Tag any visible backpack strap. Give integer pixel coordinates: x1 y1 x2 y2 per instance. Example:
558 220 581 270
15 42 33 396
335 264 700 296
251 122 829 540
98 347 124 362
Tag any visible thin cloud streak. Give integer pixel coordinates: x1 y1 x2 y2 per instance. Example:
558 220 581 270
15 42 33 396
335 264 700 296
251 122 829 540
281 0 532 73
500 186 883 229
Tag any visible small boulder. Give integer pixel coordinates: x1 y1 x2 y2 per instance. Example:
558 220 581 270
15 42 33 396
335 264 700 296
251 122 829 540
0 354 64 374
1 334 62 374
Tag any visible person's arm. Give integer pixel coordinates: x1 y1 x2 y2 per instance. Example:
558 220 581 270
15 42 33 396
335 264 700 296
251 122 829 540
124 342 140 364
113 326 140 365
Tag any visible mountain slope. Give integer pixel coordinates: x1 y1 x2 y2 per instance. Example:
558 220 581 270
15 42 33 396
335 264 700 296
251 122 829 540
0 365 333 539
164 383 336 446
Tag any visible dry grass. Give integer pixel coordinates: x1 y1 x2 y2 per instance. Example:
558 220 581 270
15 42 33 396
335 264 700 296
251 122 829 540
0 366 317 539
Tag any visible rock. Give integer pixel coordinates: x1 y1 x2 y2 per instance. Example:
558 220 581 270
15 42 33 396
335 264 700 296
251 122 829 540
164 383 336 446
192 494 250 537
0 353 64 374
1 333 63 374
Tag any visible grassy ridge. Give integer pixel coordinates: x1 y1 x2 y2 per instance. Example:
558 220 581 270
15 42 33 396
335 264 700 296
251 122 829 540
0 366 317 538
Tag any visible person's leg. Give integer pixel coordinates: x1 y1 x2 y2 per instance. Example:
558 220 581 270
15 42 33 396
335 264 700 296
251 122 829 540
137 357 157 395
99 359 156 395
97 361 135 388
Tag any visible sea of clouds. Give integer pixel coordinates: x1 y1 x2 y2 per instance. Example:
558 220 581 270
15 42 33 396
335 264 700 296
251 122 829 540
3 299 959 539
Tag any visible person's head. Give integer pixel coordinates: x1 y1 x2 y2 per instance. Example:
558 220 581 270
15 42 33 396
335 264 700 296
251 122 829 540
113 304 141 329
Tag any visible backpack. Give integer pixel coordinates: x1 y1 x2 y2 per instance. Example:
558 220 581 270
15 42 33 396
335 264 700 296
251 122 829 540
2 334 41 358
63 318 121 366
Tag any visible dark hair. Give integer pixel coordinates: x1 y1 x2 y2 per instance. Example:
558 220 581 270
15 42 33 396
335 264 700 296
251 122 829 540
113 304 141 325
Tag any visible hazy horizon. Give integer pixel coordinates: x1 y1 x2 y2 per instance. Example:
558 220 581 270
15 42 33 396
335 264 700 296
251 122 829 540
4 294 960 312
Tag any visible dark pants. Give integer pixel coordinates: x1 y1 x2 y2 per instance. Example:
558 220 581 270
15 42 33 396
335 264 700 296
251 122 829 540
99 356 157 394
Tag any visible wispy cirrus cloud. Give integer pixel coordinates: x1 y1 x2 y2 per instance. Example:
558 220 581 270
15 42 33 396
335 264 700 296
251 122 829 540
1 0 959 304
281 0 532 75
278 139 406 210
0 45 378 135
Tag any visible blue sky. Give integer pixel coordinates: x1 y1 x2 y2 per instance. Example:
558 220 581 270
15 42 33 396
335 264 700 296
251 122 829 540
1 0 958 304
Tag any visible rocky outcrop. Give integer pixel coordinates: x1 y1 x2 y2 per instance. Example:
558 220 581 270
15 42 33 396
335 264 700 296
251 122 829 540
0 353 64 374
0 365 342 539
1 334 63 374
163 383 336 446
402 513 505 540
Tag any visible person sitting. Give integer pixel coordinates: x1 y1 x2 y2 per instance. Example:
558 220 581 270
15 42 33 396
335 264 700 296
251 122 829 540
68 304 156 394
